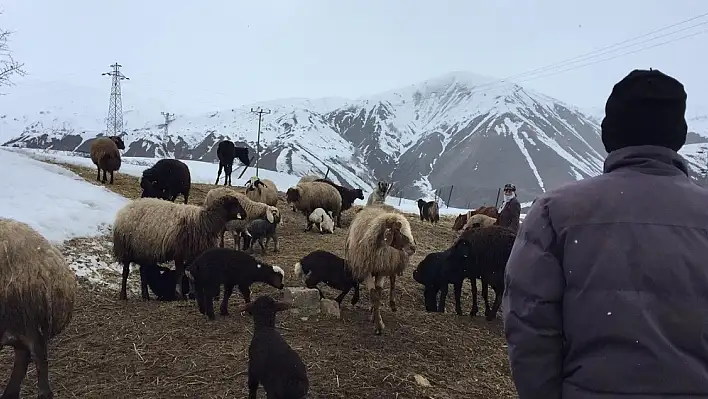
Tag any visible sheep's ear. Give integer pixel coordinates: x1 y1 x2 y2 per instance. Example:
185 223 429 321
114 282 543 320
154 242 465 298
273 301 291 312
266 211 274 223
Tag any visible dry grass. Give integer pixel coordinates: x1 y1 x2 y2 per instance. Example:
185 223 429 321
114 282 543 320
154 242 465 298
0 163 515 398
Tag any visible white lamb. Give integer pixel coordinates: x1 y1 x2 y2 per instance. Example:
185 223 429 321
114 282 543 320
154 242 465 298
308 207 335 234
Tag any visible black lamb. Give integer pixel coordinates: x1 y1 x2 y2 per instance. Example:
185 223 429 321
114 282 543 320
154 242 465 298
242 295 309 399
140 159 192 204
313 179 364 223
416 198 440 224
142 265 191 301
449 225 516 320
294 250 360 305
215 140 250 186
242 216 280 255
185 248 285 320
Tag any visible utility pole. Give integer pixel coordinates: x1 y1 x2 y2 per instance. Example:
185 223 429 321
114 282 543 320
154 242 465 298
160 112 175 139
101 63 129 136
250 107 271 177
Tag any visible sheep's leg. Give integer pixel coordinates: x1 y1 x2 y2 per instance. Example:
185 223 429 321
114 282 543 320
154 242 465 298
219 229 226 248
336 211 342 228
95 166 101 181
195 285 206 315
109 171 115 184
351 282 360 305
305 220 314 232
174 259 186 299
220 284 234 316
138 266 150 301
487 282 504 321
101 169 107 183
423 286 438 312
304 276 324 299
247 367 259 399
215 164 223 185
32 337 53 399
257 238 266 254
388 274 397 312
1 345 31 399
272 234 279 253
438 284 449 313
471 278 480 317
204 292 216 320
372 275 386 335
454 281 464 316
119 261 130 300
238 284 252 303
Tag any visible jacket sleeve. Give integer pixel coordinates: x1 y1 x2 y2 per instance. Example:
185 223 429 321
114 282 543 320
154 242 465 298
502 198 564 399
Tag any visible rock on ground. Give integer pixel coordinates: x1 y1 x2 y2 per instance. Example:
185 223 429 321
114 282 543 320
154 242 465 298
281 287 320 314
320 298 341 319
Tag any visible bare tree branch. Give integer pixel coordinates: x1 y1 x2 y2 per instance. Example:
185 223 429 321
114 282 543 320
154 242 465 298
0 20 26 92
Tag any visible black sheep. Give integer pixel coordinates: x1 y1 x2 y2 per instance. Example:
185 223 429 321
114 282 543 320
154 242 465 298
242 216 280 255
294 250 360 305
416 199 440 224
449 225 516 320
313 178 364 224
412 248 477 314
142 265 191 301
185 248 285 320
242 295 309 399
140 159 192 204
215 140 250 186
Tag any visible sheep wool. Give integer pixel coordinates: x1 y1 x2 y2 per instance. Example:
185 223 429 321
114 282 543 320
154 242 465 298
205 187 280 223
245 178 278 206
0 218 77 398
90 136 123 183
462 214 497 231
112 196 245 299
345 206 414 282
308 207 335 233
287 181 343 222
298 175 320 184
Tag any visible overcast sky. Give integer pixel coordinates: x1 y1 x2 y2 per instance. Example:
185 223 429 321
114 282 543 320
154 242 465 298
2 0 707 115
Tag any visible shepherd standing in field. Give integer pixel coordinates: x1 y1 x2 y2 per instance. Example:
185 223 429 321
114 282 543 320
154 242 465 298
497 183 521 232
502 69 708 398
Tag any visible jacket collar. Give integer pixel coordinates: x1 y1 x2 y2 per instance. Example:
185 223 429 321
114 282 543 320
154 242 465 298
603 145 689 177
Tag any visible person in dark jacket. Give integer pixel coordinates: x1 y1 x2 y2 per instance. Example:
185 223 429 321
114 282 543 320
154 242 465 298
497 183 521 232
502 68 708 399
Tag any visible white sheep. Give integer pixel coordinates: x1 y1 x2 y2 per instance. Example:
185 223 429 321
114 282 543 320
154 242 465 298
345 205 416 334
245 177 278 206
308 207 335 234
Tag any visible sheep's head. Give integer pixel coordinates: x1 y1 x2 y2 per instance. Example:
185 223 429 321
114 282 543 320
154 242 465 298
140 178 170 200
211 195 246 220
239 295 290 326
109 136 126 150
354 188 364 200
285 187 301 204
266 206 281 224
254 263 285 290
452 214 467 231
417 199 426 209
382 218 416 256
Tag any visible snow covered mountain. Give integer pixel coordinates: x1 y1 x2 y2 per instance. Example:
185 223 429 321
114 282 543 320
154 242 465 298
3 71 707 207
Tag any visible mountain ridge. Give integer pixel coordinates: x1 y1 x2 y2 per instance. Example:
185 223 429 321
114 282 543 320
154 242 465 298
3 71 708 208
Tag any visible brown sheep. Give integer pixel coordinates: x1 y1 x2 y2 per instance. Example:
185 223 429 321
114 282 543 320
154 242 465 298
461 214 497 231
345 205 416 335
90 135 125 184
0 218 77 399
452 205 500 231
286 182 343 229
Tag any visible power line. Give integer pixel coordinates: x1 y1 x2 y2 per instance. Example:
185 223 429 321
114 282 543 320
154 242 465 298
250 107 271 177
470 27 708 96
101 63 129 136
468 11 708 92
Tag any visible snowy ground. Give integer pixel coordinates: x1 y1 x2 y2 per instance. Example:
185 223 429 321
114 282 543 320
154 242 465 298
6 147 474 215
0 147 133 291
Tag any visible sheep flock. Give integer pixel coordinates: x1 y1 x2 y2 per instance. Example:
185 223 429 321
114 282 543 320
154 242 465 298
0 146 520 398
